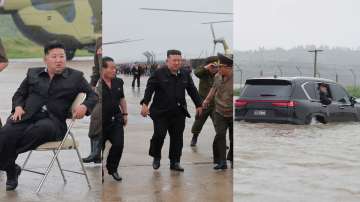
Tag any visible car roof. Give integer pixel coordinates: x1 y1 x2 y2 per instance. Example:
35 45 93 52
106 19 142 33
246 76 336 84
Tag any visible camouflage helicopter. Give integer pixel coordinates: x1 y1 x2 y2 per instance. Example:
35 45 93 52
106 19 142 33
0 0 101 60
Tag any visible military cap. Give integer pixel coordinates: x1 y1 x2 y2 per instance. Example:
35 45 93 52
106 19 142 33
218 53 233 67
205 56 218 65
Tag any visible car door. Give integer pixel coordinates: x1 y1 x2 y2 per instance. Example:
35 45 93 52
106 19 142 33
329 84 357 122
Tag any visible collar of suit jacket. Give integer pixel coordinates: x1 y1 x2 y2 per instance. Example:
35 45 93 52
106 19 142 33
37 67 70 78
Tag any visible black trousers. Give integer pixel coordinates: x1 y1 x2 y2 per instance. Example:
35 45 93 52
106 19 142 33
149 114 186 163
103 120 124 174
0 116 60 171
213 112 233 163
132 75 140 87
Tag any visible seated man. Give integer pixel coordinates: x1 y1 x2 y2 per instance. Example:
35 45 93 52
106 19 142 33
0 41 98 191
319 83 332 105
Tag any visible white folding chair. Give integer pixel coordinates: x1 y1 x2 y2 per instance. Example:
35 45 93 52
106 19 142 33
21 92 91 193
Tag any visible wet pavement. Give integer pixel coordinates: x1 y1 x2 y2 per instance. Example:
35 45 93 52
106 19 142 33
235 122 360 202
0 59 233 201
0 58 101 202
103 73 233 202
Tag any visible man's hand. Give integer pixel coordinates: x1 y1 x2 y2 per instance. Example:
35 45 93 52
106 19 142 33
0 62 8 72
202 99 210 109
123 115 128 126
11 106 25 121
141 104 150 117
196 107 203 117
72 104 87 119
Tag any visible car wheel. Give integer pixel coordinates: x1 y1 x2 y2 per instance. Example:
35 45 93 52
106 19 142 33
309 116 319 125
306 115 326 125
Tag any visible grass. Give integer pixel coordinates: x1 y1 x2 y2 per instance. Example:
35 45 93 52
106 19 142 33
234 88 241 97
3 37 91 59
346 86 360 98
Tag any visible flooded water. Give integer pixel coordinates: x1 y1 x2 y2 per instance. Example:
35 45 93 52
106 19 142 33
234 122 360 202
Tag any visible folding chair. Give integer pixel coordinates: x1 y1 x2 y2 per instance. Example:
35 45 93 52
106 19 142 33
21 92 91 193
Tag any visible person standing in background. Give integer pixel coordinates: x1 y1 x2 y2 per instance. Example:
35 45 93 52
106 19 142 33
83 36 103 163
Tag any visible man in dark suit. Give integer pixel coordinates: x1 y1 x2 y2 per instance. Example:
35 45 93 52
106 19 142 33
140 49 202 172
0 42 98 191
101 56 128 181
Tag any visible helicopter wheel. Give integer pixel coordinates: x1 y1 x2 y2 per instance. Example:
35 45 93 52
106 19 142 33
66 49 76 61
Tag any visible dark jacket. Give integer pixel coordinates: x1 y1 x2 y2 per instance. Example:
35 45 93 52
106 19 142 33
12 67 98 135
102 77 125 125
131 66 141 77
320 91 332 105
140 66 202 118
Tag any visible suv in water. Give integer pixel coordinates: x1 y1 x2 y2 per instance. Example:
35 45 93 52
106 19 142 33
235 77 360 124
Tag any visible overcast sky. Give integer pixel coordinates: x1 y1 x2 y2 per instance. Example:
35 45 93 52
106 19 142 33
234 0 360 51
103 0 232 62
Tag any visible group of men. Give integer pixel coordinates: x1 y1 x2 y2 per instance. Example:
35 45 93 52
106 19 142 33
0 39 233 190
140 50 234 171
81 47 233 181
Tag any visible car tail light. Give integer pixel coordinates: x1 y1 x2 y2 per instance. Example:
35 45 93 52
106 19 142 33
271 100 297 107
235 99 248 107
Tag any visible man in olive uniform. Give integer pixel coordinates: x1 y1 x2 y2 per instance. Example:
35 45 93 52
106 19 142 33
0 38 8 72
203 53 233 170
190 56 218 146
83 36 102 163
0 39 9 127
140 50 203 172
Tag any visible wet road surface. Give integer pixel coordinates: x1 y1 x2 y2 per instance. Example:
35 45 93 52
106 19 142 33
103 73 233 202
235 122 360 202
0 60 233 201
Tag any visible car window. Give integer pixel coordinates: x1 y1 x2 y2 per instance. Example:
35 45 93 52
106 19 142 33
303 82 319 100
241 80 292 99
329 84 350 104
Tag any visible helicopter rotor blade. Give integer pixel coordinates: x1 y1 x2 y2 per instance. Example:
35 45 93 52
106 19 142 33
103 39 144 45
140 8 233 15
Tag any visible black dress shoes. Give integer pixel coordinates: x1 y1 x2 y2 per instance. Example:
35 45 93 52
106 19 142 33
170 162 184 172
190 134 198 147
109 172 122 181
6 164 22 191
214 161 228 170
82 155 101 163
152 158 160 170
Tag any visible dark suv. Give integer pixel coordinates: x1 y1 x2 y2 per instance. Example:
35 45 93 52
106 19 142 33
235 77 360 124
